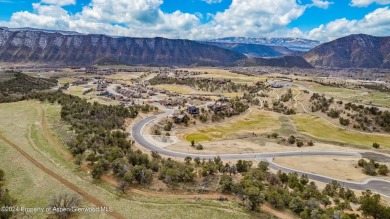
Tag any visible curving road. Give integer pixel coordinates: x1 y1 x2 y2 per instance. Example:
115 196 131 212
131 110 390 197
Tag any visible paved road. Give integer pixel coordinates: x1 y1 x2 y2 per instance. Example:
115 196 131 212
131 110 390 197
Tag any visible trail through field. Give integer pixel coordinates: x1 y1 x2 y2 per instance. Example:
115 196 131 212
40 106 74 160
0 134 125 219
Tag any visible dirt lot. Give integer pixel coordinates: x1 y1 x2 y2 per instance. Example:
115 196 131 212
274 156 390 182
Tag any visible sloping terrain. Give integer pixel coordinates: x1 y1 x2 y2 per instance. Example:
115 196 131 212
304 34 390 68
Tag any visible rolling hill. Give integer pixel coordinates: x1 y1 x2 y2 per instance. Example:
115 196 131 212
304 34 390 69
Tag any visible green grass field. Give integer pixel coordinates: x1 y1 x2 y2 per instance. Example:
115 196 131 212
297 81 390 107
151 84 195 95
66 85 120 105
292 114 390 148
180 68 265 84
186 110 280 142
0 101 262 219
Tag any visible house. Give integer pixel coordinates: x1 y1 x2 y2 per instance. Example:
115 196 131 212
172 114 190 124
98 91 109 96
208 103 231 113
187 106 199 115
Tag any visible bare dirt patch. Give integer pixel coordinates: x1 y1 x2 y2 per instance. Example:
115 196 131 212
274 156 390 182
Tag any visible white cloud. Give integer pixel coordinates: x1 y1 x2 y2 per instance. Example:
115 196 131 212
350 0 390 7
309 7 390 41
1 0 372 41
310 0 333 9
41 0 75 6
194 0 308 39
201 0 223 4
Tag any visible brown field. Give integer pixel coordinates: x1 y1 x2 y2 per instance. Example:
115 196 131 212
274 156 390 182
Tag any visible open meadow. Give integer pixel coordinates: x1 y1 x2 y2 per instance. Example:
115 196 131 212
185 109 281 142
296 80 390 107
179 67 266 84
292 114 390 148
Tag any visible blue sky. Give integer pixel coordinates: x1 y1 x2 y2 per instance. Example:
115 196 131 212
0 0 389 41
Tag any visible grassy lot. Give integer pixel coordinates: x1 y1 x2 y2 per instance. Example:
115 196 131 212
65 85 120 105
292 114 390 148
57 77 76 84
0 101 260 219
348 91 390 107
296 81 390 107
151 84 195 95
179 68 265 84
186 110 280 142
0 71 15 82
105 72 144 80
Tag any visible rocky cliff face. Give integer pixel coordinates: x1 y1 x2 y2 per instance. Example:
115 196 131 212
0 27 246 66
304 34 390 69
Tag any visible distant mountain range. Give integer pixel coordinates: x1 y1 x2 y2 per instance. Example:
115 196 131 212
234 56 313 68
201 41 303 58
0 27 245 66
0 27 389 69
206 37 321 51
304 34 390 69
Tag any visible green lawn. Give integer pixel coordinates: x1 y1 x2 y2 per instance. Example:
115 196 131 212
186 110 280 142
292 114 390 148
151 84 195 95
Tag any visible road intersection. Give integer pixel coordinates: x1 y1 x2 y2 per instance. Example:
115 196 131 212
131 109 390 197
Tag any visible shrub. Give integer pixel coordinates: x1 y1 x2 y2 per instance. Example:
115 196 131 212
378 165 389 176
288 135 296 144
372 142 380 149
339 117 350 126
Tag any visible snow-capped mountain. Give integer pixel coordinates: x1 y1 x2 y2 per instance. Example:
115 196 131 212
206 37 321 51
0 27 83 36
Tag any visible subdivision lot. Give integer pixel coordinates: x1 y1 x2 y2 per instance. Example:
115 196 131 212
296 81 390 107
179 67 265 84
65 85 120 105
151 84 198 95
274 156 390 182
185 109 280 142
292 114 390 148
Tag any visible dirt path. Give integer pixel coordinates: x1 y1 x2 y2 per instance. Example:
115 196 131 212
0 134 125 219
40 106 74 160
